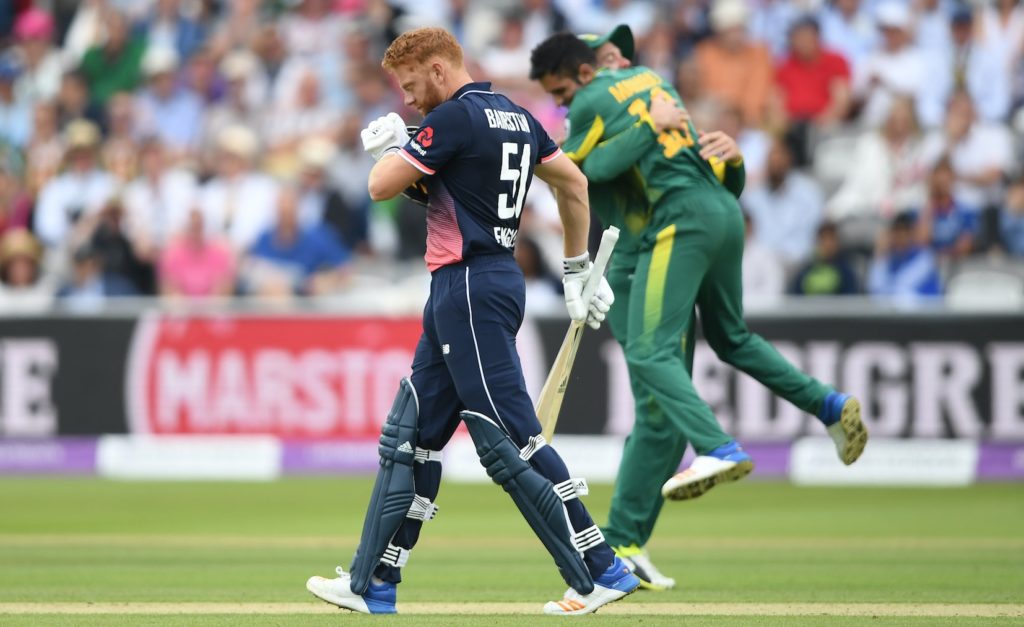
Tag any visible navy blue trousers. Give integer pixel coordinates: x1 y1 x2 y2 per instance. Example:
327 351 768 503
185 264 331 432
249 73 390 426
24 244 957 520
374 254 613 584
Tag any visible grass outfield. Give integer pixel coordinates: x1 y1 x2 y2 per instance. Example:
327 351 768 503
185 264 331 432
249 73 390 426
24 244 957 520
0 478 1021 625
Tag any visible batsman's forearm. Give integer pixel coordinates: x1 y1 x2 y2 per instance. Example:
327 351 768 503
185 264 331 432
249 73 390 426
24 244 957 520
581 122 657 183
555 184 590 258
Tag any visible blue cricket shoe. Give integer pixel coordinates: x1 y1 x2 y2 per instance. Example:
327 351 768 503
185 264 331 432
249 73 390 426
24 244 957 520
306 567 397 614
661 440 754 501
819 391 868 465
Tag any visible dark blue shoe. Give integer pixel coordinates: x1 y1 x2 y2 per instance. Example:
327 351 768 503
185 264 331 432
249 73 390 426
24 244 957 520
306 567 397 614
661 440 754 501
544 557 640 614
819 392 868 465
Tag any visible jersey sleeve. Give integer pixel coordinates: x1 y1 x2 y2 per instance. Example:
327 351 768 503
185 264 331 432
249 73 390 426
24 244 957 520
580 120 659 183
529 113 561 164
562 95 605 164
398 103 469 175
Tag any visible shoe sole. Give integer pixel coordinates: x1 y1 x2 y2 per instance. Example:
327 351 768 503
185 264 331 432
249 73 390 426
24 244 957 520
662 459 754 501
545 580 641 615
306 580 396 615
837 398 868 465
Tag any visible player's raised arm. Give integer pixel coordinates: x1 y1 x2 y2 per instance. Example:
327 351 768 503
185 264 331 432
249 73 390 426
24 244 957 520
361 113 423 201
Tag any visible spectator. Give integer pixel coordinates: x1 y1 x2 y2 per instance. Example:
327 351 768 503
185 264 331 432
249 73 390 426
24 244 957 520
694 0 775 126
122 139 199 260
34 119 116 248
328 111 374 252
197 125 277 251
264 66 341 174
57 243 139 310
27 100 63 169
774 15 852 165
855 1 929 128
919 5 1010 128
820 0 877 81
998 177 1024 257
0 228 53 311
749 0 802 59
914 158 978 260
101 93 139 184
976 0 1024 74
775 15 852 128
868 212 943 299
636 22 677 81
74 198 154 293
210 0 266 56
184 46 226 107
296 137 360 251
79 9 147 108
742 138 824 265
243 185 351 298
915 0 953 54
920 90 1015 211
828 96 930 240
134 46 204 159
514 233 562 314
741 212 786 306
55 70 104 131
480 13 534 92
12 8 63 104
569 0 655 40
521 0 569 50
280 0 344 58
0 55 31 150
790 222 860 296
203 51 265 165
159 208 236 299
0 167 32 236
137 0 208 61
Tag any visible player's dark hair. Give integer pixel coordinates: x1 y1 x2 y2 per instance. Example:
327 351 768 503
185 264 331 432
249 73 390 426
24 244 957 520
529 32 596 80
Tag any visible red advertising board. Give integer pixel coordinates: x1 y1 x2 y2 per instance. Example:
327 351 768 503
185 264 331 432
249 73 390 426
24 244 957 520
127 315 422 438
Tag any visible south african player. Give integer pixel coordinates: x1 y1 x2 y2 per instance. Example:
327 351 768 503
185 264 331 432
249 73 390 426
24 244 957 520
530 31 868 590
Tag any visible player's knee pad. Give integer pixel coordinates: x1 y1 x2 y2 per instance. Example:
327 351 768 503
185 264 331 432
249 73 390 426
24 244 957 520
461 410 595 595
349 378 442 594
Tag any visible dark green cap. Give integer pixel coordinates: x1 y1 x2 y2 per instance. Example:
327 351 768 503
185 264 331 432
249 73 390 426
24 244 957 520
578 24 635 63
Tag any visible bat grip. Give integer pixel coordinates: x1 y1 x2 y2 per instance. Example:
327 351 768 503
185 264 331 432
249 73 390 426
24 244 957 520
580 226 620 309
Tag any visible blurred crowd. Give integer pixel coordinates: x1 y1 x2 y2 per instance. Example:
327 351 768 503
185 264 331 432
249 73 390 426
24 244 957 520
0 0 1021 313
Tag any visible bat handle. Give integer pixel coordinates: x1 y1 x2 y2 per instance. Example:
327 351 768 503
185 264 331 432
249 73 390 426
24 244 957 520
580 226 620 308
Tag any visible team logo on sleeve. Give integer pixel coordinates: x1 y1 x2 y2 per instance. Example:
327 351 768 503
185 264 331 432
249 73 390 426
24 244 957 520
415 127 434 147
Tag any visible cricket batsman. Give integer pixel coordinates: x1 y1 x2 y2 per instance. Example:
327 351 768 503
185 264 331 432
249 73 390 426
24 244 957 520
306 27 640 615
530 30 868 589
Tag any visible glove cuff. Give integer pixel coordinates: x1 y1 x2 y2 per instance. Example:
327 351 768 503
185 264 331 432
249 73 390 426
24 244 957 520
562 251 590 275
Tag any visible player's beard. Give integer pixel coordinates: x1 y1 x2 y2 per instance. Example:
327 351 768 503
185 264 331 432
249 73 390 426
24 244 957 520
420 81 446 115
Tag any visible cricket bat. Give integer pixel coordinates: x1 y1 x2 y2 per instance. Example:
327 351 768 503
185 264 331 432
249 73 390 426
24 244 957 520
536 226 619 442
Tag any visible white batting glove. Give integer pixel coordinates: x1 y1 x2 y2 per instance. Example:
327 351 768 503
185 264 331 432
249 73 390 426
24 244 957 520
563 252 614 330
360 112 409 161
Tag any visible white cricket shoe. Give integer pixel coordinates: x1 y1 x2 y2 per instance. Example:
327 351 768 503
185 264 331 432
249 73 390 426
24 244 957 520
543 556 640 615
661 441 753 501
820 392 868 465
306 567 397 614
614 544 676 591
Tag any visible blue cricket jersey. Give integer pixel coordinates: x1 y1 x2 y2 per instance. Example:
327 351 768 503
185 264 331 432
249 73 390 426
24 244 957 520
397 82 561 271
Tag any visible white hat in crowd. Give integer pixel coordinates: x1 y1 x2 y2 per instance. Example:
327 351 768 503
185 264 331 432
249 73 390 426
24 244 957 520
710 0 749 31
876 1 913 31
142 45 180 76
217 125 259 160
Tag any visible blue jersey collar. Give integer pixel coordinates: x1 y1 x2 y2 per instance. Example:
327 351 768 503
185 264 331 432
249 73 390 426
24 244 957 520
454 81 494 100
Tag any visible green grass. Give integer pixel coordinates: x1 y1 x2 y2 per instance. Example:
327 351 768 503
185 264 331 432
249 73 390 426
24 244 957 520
0 478 1021 625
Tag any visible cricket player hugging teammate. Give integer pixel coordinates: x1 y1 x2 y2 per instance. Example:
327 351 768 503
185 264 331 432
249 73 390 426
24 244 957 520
305 27 641 615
